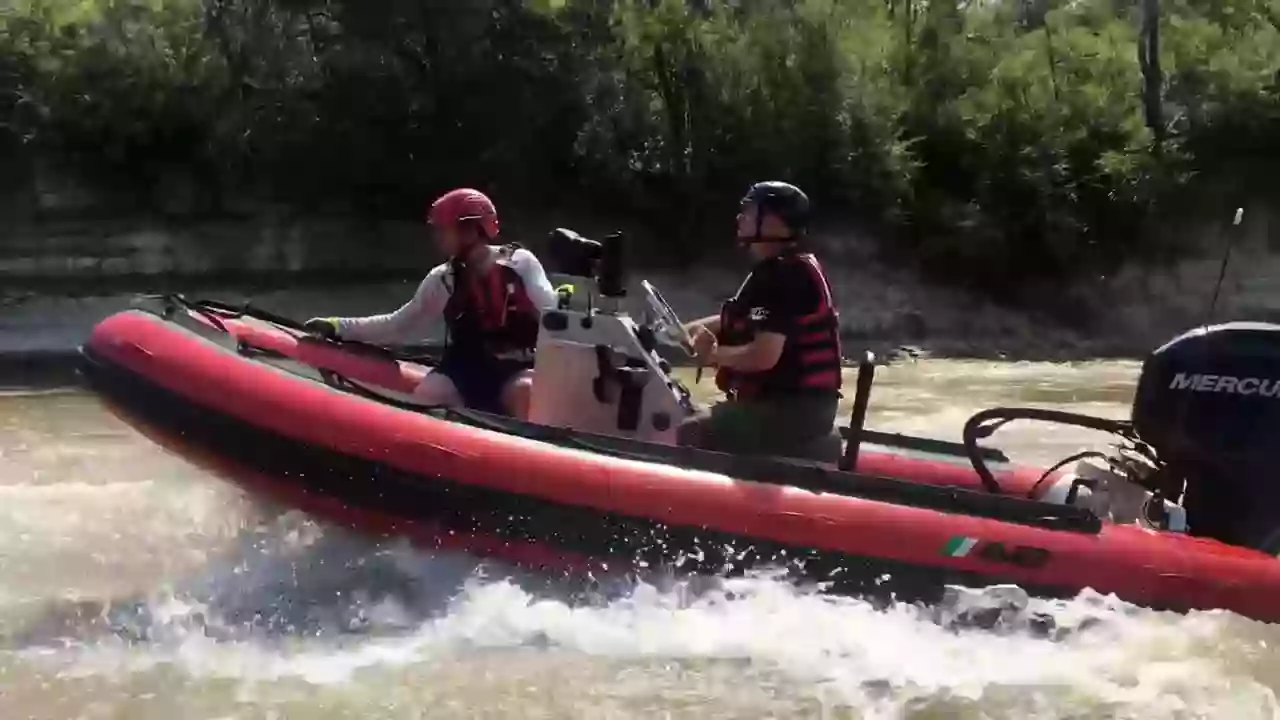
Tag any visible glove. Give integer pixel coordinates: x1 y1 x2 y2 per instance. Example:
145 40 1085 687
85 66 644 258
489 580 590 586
555 283 575 309
303 317 339 339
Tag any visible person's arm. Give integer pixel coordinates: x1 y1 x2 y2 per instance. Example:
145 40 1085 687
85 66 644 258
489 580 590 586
683 315 721 337
509 248 559 310
333 264 451 345
712 332 786 371
712 265 817 372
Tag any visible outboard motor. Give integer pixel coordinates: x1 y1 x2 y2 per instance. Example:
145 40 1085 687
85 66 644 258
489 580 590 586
1131 321 1280 552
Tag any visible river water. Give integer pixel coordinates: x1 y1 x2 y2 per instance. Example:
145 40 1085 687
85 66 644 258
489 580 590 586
1 359 1278 719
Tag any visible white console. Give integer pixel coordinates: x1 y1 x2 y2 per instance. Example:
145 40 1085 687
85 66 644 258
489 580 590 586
527 281 693 445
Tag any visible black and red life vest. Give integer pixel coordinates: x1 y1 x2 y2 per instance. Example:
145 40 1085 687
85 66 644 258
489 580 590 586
715 252 843 399
443 244 541 358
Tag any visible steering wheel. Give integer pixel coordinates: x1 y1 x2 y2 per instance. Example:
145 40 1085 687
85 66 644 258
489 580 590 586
640 279 711 384
639 280 696 354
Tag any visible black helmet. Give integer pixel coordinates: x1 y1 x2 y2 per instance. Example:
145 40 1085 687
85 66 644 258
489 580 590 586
741 181 810 236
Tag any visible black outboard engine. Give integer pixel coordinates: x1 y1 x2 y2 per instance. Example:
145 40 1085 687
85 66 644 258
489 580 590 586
1131 321 1280 552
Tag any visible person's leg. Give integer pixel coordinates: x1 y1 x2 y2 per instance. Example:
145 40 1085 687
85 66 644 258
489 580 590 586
760 394 842 462
499 368 535 420
677 394 840 460
675 401 761 455
674 405 716 448
411 368 464 406
445 356 532 416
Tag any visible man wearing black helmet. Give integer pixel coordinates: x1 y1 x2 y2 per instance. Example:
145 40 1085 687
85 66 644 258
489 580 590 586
676 181 844 461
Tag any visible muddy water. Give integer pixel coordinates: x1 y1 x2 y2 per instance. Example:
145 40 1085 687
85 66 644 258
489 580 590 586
1 360 1278 720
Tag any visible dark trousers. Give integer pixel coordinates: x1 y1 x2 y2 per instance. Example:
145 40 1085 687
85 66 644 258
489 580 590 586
676 393 841 462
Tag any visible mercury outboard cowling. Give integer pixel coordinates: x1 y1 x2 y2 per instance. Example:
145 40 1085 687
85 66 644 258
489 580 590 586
1131 321 1280 552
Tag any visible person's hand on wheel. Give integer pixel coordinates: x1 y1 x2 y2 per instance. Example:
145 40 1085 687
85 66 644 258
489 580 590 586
692 326 717 365
303 317 339 339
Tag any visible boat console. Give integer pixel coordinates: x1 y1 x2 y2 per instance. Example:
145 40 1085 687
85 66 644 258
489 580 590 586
528 229 698 444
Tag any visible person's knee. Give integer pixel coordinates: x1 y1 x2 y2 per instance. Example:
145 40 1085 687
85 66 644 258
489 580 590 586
798 430 843 464
501 371 535 419
675 404 737 448
675 407 719 449
414 372 463 406
675 417 700 447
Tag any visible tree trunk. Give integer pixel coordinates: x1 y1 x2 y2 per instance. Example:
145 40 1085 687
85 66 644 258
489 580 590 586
1138 0 1165 155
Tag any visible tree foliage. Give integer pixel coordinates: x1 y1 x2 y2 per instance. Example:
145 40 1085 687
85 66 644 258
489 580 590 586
3 0 1279 291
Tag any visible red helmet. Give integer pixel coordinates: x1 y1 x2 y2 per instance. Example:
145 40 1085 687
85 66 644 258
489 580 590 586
428 188 499 239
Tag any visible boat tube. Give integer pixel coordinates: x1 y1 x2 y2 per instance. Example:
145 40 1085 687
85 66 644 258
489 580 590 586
78 229 1280 623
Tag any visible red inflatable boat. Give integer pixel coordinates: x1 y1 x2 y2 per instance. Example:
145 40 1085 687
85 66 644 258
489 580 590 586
77 273 1280 624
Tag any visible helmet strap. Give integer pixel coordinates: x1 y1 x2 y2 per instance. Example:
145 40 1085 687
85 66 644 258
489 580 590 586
739 211 800 246
733 203 768 246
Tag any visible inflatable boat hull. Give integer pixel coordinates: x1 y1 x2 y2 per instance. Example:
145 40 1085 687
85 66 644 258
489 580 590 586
79 306 1280 622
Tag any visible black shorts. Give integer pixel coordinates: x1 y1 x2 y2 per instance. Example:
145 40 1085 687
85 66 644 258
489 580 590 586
434 352 532 415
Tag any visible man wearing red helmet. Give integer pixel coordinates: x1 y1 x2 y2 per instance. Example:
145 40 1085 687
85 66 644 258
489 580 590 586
676 181 844 461
305 188 557 418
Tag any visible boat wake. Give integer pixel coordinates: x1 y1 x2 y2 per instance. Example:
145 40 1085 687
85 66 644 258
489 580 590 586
5 505 1119 648
1 506 1167 653
2 496 1277 717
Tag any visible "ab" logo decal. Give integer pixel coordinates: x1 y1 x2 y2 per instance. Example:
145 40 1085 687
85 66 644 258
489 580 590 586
942 535 1052 569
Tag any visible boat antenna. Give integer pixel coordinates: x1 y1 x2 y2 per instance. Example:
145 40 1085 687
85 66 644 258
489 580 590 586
1202 207 1245 329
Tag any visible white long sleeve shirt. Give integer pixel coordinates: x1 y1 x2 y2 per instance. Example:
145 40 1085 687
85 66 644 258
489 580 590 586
335 245 558 346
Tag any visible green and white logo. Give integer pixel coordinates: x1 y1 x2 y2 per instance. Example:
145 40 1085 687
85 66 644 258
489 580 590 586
939 535 1054 568
942 536 980 557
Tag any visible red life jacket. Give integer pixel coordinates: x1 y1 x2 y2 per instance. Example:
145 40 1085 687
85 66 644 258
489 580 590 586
714 252 843 399
443 244 541 358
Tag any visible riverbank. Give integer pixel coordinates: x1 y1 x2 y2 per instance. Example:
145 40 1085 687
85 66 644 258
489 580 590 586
5 209 1279 387
0 271 1141 391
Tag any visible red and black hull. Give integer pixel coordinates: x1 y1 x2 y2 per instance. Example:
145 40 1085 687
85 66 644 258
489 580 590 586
78 303 1280 622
